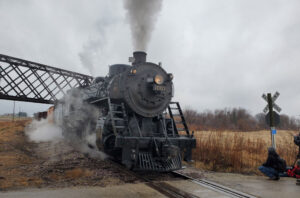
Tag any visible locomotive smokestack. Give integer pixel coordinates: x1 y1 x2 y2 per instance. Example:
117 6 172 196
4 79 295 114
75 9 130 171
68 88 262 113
133 51 147 65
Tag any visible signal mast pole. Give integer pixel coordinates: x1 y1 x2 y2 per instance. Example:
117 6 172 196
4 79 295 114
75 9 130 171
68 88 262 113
12 100 15 122
262 91 281 150
267 93 276 149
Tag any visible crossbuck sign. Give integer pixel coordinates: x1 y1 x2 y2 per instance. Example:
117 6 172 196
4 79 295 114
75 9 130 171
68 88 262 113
262 92 281 113
262 91 282 149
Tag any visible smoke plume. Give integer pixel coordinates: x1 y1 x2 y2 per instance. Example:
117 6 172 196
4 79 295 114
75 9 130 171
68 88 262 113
124 0 163 51
25 89 107 160
78 35 105 75
25 119 63 142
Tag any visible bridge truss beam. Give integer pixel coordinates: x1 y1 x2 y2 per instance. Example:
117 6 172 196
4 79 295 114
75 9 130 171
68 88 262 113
0 54 93 104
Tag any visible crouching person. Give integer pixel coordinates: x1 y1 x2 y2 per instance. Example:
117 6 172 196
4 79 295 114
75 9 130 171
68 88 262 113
259 147 286 180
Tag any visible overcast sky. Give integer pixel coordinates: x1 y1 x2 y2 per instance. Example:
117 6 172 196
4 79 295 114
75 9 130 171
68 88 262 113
0 0 300 116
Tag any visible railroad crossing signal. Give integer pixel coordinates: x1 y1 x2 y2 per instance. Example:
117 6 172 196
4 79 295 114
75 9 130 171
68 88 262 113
262 92 281 113
262 91 282 149
265 111 280 127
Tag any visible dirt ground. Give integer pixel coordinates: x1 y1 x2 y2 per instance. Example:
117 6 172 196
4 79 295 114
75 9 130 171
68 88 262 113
1 119 299 198
0 120 139 191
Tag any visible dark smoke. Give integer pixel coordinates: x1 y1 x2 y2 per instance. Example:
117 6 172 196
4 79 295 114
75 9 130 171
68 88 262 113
124 0 163 51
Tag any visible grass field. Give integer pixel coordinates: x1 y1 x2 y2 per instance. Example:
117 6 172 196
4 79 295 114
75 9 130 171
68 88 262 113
0 116 30 122
192 130 299 174
1 120 298 178
0 120 39 189
0 120 137 190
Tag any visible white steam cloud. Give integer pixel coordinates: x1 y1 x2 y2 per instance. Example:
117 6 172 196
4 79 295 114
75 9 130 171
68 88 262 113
25 119 63 142
26 118 107 160
25 88 107 160
124 0 163 51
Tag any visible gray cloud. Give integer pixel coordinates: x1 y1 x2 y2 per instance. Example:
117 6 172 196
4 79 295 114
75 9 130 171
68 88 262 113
0 0 300 117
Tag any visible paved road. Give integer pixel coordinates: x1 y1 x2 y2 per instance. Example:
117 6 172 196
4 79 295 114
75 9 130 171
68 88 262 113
205 171 300 198
0 183 166 198
0 180 233 198
1 172 299 198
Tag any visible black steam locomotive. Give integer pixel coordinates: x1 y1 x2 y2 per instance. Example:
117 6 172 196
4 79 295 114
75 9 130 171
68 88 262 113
54 52 196 171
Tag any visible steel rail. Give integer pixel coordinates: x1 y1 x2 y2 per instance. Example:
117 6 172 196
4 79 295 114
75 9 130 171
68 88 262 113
108 158 257 198
108 159 200 198
172 171 257 198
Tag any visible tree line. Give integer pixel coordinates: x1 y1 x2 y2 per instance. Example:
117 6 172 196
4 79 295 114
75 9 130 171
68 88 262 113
183 108 300 131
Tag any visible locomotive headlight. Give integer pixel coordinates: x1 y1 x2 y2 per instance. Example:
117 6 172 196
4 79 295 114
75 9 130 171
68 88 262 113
154 74 164 85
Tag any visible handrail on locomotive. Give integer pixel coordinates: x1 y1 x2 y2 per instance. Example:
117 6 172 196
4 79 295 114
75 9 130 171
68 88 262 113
0 51 196 171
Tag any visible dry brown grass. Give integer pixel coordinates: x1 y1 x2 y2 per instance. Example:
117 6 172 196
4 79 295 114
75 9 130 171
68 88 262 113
0 116 31 122
0 119 39 189
192 130 299 174
0 119 298 186
0 120 138 190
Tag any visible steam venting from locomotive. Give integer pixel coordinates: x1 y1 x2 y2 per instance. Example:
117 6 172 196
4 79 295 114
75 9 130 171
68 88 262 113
0 50 196 171
25 51 195 171
124 0 163 51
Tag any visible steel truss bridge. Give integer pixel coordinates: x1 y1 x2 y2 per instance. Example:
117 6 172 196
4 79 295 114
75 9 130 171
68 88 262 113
0 54 93 104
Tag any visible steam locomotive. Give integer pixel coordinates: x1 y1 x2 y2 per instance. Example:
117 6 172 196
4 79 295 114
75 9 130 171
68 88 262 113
53 51 196 171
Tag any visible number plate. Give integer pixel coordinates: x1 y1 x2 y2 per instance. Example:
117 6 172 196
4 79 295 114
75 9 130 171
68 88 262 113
153 85 166 91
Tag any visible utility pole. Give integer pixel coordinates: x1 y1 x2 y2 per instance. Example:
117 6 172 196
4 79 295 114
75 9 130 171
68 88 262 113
12 100 15 122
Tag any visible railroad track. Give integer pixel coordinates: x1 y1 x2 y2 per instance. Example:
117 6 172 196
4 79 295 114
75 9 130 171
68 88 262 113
172 171 257 198
108 159 199 198
109 159 257 198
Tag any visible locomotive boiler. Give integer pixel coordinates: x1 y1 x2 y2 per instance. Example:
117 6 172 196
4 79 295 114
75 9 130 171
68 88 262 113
54 51 196 171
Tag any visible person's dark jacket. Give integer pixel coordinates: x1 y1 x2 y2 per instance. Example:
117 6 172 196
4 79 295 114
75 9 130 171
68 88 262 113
294 133 300 146
263 147 286 172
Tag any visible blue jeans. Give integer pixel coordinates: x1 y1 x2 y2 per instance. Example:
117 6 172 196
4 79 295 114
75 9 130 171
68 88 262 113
259 166 278 178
